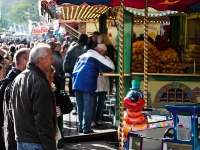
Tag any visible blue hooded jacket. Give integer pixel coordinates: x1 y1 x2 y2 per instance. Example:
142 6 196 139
72 50 115 94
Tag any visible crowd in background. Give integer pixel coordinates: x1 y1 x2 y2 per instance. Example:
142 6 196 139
0 31 117 150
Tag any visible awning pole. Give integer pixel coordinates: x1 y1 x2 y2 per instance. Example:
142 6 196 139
118 0 125 149
144 0 149 108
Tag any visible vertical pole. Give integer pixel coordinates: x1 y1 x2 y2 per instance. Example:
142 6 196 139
144 0 149 108
124 9 133 95
99 14 107 34
118 0 124 149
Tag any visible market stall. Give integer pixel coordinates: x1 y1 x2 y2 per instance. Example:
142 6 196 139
41 0 200 149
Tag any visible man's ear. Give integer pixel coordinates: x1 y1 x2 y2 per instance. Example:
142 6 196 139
38 57 43 65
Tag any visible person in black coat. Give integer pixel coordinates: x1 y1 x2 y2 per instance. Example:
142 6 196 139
3 48 30 150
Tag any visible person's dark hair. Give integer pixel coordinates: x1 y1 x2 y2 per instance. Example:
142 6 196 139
78 34 88 45
148 36 155 45
164 31 170 34
155 35 162 41
136 36 144 41
14 48 30 66
8 41 13 46
93 31 100 36
0 64 2 70
69 37 77 43
135 36 155 45
63 43 69 49
9 44 16 53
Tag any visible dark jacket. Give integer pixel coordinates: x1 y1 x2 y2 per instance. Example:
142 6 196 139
6 67 21 79
157 38 179 51
3 68 21 150
52 50 64 77
10 63 57 150
106 44 115 62
63 42 86 75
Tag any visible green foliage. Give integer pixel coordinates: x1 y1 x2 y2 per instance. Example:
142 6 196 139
0 18 9 30
7 0 40 25
0 0 12 29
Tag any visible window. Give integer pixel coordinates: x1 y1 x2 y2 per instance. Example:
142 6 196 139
153 82 197 108
160 89 190 103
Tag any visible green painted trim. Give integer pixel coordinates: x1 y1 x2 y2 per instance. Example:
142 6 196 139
115 77 120 121
170 16 180 45
131 74 200 81
115 10 133 121
99 14 107 34
124 9 133 74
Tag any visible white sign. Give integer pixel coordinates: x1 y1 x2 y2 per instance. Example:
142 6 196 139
133 23 160 40
33 26 49 35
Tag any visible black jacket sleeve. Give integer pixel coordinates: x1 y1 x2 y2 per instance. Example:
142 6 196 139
32 83 57 150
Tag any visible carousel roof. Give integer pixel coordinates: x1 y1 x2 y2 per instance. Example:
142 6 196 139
41 1 180 21
55 0 200 13
59 3 109 20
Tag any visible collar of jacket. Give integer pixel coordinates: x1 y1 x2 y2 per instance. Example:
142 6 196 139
27 62 50 87
6 68 21 78
13 68 21 75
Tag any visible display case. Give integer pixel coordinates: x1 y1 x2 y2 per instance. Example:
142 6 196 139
183 13 200 73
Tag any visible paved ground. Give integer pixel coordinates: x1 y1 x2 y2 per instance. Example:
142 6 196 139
63 78 119 150
62 97 118 150
64 140 118 150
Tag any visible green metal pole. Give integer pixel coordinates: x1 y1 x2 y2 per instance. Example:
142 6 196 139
115 9 133 126
170 16 180 45
99 14 107 34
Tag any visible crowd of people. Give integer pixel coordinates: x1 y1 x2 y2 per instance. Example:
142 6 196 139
0 31 116 150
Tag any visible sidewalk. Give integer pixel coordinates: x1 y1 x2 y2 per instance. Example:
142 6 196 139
62 97 118 150
63 78 119 150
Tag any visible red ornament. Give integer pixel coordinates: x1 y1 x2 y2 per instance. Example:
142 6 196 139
49 1 56 5
41 0 48 5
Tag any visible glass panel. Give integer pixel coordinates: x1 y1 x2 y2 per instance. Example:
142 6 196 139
177 89 183 92
177 112 191 141
169 89 175 92
184 94 189 99
163 93 167 98
198 113 200 141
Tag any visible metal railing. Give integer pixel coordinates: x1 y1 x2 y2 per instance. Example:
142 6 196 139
63 23 81 39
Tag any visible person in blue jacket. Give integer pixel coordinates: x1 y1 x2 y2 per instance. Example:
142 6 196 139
72 43 115 134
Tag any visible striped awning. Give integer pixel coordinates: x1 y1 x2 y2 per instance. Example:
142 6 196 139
125 7 178 17
60 3 109 20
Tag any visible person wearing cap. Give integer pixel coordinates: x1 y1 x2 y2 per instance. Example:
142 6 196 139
72 43 115 134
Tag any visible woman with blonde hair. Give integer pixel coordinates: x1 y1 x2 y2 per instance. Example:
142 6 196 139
46 66 65 150
97 34 115 62
97 34 116 94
